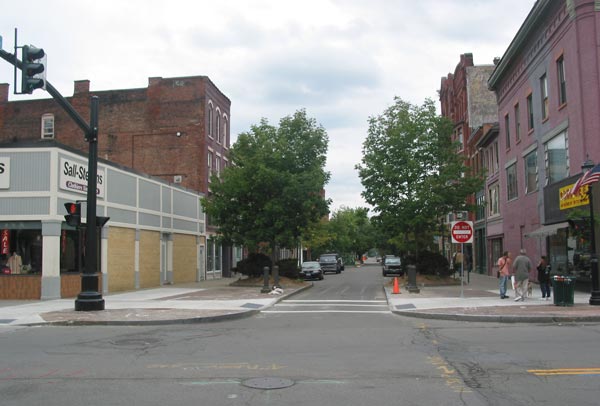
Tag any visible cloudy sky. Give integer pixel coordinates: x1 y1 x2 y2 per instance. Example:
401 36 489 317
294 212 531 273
1 0 534 212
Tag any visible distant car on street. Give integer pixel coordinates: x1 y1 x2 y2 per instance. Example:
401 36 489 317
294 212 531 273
382 256 403 277
299 261 324 280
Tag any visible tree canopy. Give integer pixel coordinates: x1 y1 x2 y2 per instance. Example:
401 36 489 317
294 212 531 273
356 97 483 254
202 109 331 253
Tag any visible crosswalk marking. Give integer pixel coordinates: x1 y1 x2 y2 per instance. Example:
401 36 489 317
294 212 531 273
262 310 391 314
284 300 386 303
262 299 391 314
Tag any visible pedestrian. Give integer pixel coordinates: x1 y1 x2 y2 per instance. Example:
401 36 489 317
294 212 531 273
497 251 512 299
512 248 532 301
537 255 551 300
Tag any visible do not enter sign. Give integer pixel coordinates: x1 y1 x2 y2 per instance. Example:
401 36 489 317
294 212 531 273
451 221 473 244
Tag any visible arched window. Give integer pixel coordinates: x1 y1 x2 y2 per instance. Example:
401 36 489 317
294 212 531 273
222 115 228 147
216 112 221 144
208 102 214 138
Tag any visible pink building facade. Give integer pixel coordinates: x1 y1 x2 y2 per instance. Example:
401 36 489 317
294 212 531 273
488 0 600 282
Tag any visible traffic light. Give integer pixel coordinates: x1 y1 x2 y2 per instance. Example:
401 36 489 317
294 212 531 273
64 202 81 227
21 45 46 94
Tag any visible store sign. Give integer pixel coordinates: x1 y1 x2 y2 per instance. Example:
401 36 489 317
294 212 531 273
59 157 105 198
559 183 589 210
0 157 9 189
1 229 9 255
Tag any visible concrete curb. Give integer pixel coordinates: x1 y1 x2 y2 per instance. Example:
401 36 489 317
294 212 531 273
390 309 600 324
383 286 600 323
30 282 314 327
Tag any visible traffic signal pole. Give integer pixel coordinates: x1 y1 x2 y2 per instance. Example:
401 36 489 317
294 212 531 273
0 46 104 311
75 96 104 311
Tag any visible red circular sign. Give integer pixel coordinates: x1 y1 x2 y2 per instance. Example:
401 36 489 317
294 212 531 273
451 221 473 243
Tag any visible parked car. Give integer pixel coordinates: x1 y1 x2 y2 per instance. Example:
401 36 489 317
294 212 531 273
318 253 342 274
299 261 324 280
382 256 403 277
382 255 395 266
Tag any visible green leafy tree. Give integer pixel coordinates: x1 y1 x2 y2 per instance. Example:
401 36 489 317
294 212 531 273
202 110 331 256
356 97 482 257
305 206 375 263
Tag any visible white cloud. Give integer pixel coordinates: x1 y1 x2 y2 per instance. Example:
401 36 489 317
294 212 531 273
1 0 535 213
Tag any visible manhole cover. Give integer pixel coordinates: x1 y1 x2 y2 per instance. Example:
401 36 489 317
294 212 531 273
242 377 295 390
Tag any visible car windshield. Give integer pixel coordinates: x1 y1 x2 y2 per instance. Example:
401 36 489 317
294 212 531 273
320 256 336 262
386 258 401 264
302 262 320 270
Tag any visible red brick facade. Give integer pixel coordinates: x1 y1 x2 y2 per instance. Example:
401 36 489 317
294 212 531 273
0 76 230 195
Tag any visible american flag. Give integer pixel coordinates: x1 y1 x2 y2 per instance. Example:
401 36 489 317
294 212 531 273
562 163 600 200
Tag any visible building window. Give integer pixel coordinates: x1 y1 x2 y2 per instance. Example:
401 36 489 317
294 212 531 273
215 156 221 178
527 93 534 131
540 74 549 120
489 182 499 216
506 163 518 201
514 104 521 142
493 142 499 173
207 151 213 182
525 150 538 193
457 127 463 151
491 238 504 270
41 114 54 139
223 116 228 147
545 131 568 184
208 104 213 138
557 56 567 106
504 114 510 149
216 114 221 144
476 193 485 221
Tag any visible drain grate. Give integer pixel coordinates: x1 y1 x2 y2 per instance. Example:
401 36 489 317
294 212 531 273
242 377 295 390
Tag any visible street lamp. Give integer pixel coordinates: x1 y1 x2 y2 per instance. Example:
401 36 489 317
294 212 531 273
582 159 600 305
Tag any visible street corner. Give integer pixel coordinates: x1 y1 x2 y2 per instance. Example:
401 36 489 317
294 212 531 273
390 303 600 323
35 308 258 326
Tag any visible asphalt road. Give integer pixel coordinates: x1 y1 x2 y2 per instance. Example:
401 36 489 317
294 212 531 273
1 264 599 405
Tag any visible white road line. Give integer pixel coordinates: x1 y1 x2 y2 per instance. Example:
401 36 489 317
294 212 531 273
261 310 391 314
275 303 388 307
285 300 387 303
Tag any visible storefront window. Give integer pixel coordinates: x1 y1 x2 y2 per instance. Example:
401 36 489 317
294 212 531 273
490 238 503 276
566 223 592 281
0 223 43 274
548 228 568 276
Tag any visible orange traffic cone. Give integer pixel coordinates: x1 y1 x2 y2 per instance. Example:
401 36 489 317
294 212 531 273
392 277 400 294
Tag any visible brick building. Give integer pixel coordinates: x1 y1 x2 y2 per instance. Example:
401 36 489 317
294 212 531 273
0 75 233 278
488 0 600 288
439 53 498 274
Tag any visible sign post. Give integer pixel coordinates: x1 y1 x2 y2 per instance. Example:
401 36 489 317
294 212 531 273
451 221 474 298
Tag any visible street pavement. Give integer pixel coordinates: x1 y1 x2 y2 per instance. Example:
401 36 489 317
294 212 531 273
1 270 599 326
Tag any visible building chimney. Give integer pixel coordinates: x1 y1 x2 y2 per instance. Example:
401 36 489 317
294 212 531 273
148 77 162 87
0 83 9 103
74 80 90 94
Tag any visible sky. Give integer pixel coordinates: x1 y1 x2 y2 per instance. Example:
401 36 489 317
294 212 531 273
0 0 535 213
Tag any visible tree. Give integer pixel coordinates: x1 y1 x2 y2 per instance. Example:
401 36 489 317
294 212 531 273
356 97 483 256
202 110 331 256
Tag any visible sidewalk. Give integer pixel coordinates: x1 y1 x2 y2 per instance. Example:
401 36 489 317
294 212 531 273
385 272 600 323
1 273 600 326
0 277 311 327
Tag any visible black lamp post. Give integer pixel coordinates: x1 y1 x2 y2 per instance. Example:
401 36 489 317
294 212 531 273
582 159 600 305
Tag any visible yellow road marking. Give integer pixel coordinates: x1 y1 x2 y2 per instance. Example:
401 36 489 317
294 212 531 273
528 368 600 376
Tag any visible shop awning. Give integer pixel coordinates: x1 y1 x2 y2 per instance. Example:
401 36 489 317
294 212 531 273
524 222 569 238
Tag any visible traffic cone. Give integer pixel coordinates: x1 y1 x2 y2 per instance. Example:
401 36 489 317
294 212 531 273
393 277 400 294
